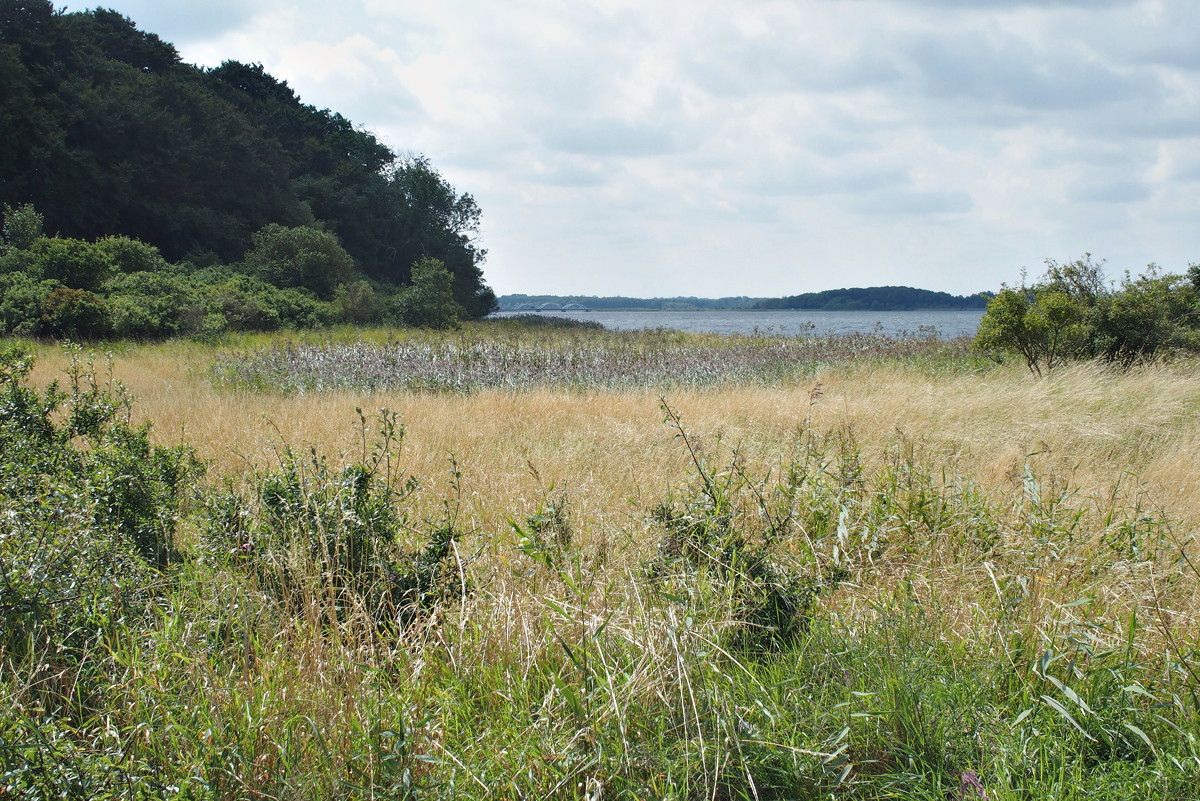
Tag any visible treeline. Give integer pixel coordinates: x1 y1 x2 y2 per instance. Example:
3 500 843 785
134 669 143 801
498 295 764 310
756 286 989 311
0 204 471 337
0 1 494 337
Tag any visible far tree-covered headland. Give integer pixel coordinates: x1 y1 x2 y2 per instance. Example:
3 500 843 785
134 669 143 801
755 286 990 311
0 0 495 337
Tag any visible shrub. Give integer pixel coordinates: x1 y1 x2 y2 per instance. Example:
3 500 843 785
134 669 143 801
646 401 834 653
0 272 57 335
976 255 1200 372
40 286 113 339
199 274 332 332
1093 266 1200 364
0 345 202 667
104 270 203 338
26 237 115 292
203 409 466 627
242 223 358 300
95 234 171 274
391 257 465 329
332 279 385 325
1 202 43 253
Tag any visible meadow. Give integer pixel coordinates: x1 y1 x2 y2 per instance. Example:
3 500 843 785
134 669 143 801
4 321 1200 799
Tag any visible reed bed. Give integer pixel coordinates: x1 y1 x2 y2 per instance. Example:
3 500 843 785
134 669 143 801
5 329 1200 799
208 328 974 393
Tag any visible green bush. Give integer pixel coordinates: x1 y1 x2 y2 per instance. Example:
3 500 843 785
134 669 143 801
391 257 465 329
204 409 465 627
242 223 359 300
646 401 835 653
0 272 57 335
1093 266 1200 364
40 286 113 339
976 256 1200 372
26 237 115 292
198 274 332 332
95 234 171 274
0 276 117 339
1 203 43 253
332 279 385 325
0 345 202 667
104 271 203 338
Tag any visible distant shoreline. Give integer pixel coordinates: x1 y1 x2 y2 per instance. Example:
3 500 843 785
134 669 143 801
498 286 990 313
489 308 984 339
492 307 984 313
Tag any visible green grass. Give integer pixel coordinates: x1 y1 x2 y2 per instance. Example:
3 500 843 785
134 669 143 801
2 338 1198 799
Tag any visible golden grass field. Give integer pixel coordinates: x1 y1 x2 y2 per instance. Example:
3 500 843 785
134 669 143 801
29 341 1200 529
12 335 1200 798
26 338 1200 648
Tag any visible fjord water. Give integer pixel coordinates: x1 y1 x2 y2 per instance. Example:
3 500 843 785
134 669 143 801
493 309 985 338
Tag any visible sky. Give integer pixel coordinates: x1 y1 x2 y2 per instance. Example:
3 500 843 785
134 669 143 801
63 0 1199 298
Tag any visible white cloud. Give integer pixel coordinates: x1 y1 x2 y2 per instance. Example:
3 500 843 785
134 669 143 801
60 0 1200 296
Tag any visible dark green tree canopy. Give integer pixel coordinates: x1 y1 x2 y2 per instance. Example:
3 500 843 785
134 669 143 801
0 0 494 316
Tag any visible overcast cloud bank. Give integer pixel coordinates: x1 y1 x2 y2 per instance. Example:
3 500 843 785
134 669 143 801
63 0 1199 297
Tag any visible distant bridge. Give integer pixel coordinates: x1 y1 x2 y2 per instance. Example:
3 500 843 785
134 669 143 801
503 302 592 312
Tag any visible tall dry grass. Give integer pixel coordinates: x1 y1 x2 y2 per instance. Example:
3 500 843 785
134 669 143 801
27 340 1200 643
28 342 1200 530
11 336 1200 798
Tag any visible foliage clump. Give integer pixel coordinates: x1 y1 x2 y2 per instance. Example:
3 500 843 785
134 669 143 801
241 223 357 300
1 0 498 336
203 408 467 628
0 203 491 339
0 344 201 667
975 255 1200 373
646 401 842 653
391 257 466 329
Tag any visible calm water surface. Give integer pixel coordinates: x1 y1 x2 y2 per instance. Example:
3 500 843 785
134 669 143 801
493 309 984 339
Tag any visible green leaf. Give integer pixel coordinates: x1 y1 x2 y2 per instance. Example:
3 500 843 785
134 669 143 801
1041 695 1097 742
1122 722 1157 755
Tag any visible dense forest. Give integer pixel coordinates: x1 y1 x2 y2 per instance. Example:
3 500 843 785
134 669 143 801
0 0 494 337
755 286 989 311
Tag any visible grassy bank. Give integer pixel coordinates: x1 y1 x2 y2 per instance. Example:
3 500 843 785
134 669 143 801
4 326 1200 799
